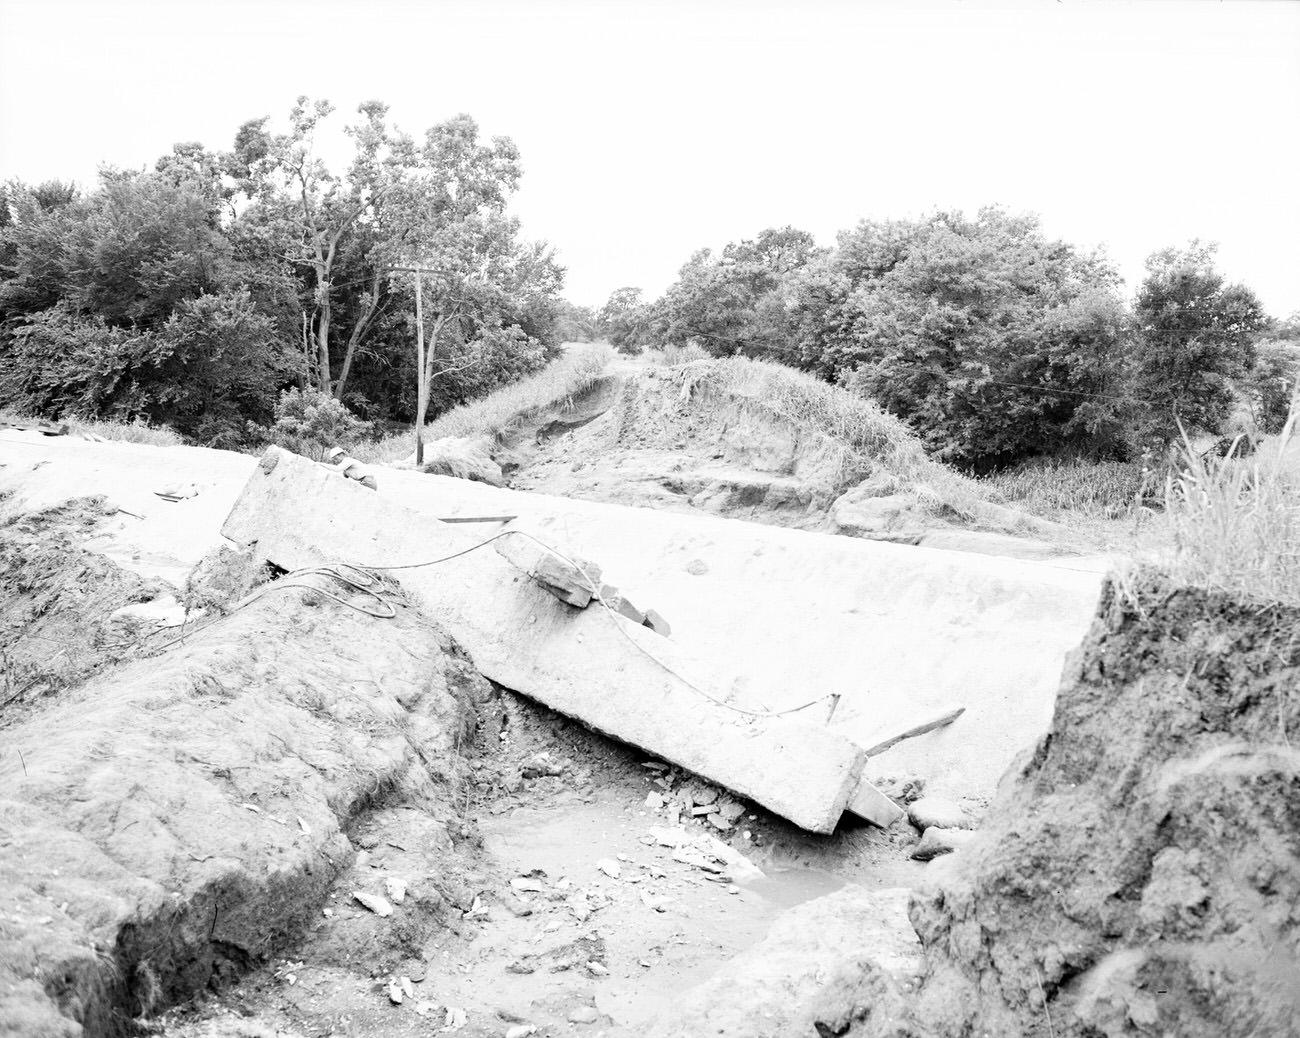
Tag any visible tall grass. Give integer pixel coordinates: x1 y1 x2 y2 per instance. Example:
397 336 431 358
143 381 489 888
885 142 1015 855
0 409 183 447
1160 414 1300 606
360 342 615 464
986 458 1151 520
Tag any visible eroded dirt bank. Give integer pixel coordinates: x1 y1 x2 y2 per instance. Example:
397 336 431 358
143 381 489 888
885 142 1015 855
841 573 1300 1038
0 531 487 1036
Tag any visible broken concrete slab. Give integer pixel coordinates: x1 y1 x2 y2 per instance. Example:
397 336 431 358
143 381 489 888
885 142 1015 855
222 448 865 833
373 475 1108 805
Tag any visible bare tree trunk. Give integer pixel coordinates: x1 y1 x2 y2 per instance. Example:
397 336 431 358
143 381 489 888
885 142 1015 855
316 289 332 394
335 272 383 399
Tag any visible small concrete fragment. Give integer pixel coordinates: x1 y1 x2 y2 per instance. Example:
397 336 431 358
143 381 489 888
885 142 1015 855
495 527 602 607
642 608 672 637
599 583 647 625
908 796 970 831
845 778 905 828
911 825 978 861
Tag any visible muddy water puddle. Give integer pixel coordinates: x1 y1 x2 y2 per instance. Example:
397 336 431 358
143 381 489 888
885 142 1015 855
463 789 851 1032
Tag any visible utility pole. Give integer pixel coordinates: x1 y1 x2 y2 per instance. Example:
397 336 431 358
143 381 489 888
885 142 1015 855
413 269 425 465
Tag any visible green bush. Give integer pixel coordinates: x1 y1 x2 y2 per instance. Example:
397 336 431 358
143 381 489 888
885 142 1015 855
256 387 370 461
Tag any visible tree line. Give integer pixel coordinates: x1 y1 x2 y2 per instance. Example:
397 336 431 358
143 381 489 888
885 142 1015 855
0 98 567 448
597 211 1299 468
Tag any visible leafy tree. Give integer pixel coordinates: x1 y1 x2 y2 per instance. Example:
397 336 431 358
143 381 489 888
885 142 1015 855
598 287 659 352
233 98 394 397
1131 242 1268 448
657 227 822 358
809 209 1131 464
61 170 231 327
234 100 560 440
553 299 598 342
1246 339 1300 434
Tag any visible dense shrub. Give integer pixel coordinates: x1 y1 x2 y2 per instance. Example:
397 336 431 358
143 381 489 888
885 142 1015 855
257 387 371 460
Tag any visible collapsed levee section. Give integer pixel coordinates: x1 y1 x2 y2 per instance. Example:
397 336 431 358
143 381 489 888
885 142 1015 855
0 571 489 1038
221 447 866 834
848 571 1300 1038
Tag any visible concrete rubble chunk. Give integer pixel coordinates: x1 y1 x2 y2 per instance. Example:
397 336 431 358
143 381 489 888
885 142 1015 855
908 796 970 831
599 583 647 625
495 525 602 607
846 777 906 828
642 608 672 637
221 448 866 833
910 825 978 860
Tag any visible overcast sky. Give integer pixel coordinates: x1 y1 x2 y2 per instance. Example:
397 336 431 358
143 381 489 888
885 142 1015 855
2 0 1297 318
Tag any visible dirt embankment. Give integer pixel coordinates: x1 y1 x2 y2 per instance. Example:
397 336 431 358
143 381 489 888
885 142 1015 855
506 359 1070 556
843 573 1300 1037
0 525 489 1037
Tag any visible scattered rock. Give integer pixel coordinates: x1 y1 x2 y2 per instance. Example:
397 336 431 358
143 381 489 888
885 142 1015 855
910 826 978 861
871 774 926 805
353 891 394 917
387 979 404 1004
907 796 970 831
505 896 534 918
384 877 408 904
596 857 621 879
521 752 566 779
505 1027 537 1038
567 1005 600 1024
642 608 673 636
640 891 675 912
685 559 709 576
716 799 746 823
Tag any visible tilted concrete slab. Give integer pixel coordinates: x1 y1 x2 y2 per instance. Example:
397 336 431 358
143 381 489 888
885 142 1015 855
374 470 1109 805
221 448 865 834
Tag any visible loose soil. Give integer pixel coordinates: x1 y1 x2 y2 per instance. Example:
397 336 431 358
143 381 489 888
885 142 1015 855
161 683 923 1038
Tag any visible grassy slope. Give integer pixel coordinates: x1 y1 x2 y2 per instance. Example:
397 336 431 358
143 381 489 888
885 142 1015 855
357 342 616 464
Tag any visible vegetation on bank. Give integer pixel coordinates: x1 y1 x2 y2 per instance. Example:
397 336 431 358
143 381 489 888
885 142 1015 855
601 215 1299 470
0 98 569 448
360 341 615 463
